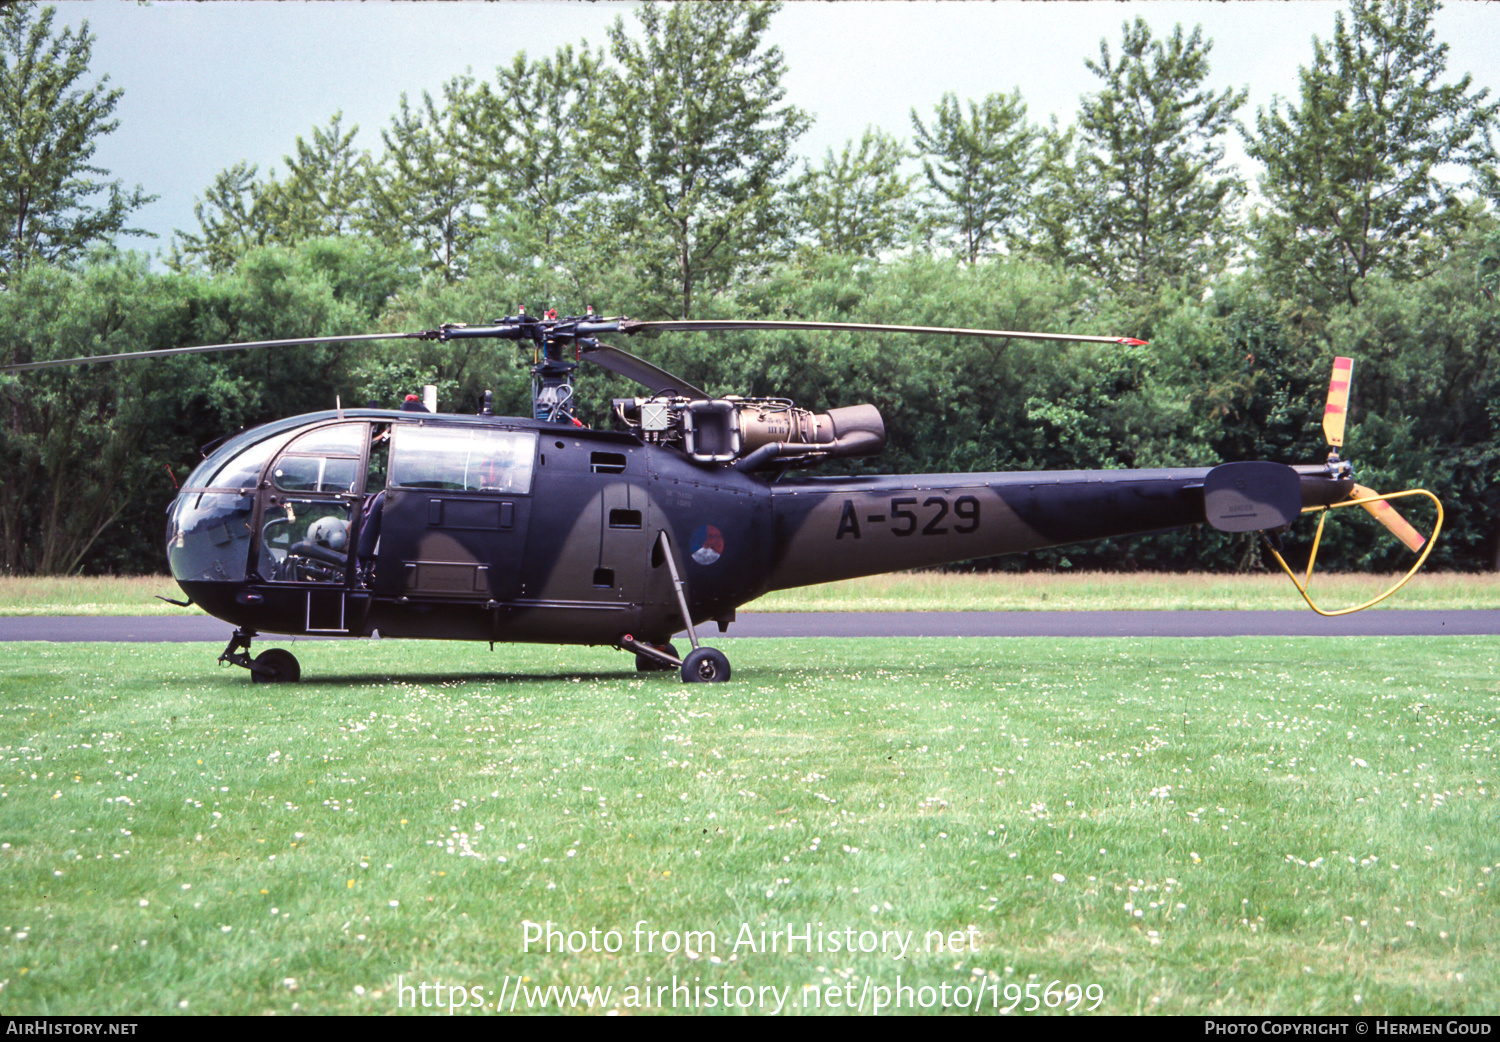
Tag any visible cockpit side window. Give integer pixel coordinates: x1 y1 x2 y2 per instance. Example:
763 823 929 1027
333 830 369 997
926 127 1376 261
286 423 366 456
272 422 366 494
388 427 537 494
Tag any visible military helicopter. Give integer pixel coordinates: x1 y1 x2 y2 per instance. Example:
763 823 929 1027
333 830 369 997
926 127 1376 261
2 311 1441 683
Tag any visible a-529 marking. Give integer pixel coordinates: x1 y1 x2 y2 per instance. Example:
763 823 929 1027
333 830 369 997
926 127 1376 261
835 495 981 540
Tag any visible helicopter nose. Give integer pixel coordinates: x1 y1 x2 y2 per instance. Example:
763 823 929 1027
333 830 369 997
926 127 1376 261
164 489 256 584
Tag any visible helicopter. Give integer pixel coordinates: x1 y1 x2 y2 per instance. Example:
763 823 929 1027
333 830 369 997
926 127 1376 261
2 311 1442 683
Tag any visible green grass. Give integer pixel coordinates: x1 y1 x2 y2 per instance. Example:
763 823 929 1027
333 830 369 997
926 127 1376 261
2 570 1498 615
1 637 1496 1015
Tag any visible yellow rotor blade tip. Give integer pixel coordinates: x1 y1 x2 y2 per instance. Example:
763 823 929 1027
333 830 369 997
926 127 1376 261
1323 356 1353 448
1351 484 1426 552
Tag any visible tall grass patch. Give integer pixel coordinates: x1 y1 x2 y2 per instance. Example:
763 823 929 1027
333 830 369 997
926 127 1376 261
0 636 1495 1015
749 570 1500 611
3 571 1497 615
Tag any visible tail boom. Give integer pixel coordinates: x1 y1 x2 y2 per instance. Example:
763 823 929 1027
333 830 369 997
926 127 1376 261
764 464 1352 591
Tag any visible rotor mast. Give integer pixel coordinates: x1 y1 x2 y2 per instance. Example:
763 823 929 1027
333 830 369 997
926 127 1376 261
425 307 621 424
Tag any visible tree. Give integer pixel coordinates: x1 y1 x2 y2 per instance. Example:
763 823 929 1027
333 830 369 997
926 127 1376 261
0 2 153 288
910 91 1039 264
0 242 386 574
595 1 811 318
450 47 604 259
795 128 914 259
1072 19 1246 299
173 114 372 274
364 86 481 281
273 112 368 242
168 160 278 273
1025 119 1085 267
1249 0 1499 307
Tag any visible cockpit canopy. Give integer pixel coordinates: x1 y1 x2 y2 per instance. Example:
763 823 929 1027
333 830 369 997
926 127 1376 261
166 413 537 584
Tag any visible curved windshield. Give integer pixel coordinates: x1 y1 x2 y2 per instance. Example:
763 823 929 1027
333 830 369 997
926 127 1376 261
184 431 296 491
166 491 256 583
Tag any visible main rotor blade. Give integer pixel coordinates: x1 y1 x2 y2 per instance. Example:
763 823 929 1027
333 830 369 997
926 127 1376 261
0 331 424 374
580 341 711 400
1351 483 1426 552
617 318 1147 346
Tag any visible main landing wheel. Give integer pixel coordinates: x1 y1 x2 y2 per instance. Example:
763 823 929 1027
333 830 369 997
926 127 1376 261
636 642 680 673
251 648 301 684
681 647 731 683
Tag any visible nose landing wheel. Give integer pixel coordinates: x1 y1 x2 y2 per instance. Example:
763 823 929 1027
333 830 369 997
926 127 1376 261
251 648 301 683
219 629 302 683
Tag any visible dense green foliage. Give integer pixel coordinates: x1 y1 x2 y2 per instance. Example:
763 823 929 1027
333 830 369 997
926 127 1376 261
0 239 412 574
2 1 1497 574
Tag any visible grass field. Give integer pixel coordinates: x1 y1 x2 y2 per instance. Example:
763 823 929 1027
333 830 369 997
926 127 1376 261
749 570 1500 612
2 570 1498 616
1 636 1496 1016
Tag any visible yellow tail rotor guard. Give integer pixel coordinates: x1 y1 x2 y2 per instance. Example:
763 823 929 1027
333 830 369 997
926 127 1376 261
1263 488 1444 617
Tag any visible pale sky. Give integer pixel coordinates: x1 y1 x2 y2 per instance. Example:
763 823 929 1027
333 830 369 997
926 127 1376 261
43 0 1500 261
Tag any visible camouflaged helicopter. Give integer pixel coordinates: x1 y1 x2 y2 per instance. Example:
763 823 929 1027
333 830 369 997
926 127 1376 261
2 312 1441 683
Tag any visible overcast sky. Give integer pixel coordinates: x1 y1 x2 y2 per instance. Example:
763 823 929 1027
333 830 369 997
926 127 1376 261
44 0 1500 262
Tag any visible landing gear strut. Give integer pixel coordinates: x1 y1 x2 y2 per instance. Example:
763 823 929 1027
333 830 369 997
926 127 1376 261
219 629 301 683
618 532 733 683
627 638 681 671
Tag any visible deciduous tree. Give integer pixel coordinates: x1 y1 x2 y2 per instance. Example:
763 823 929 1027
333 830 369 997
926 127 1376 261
168 160 278 274
174 114 372 274
450 47 604 260
0 2 153 287
1248 0 1499 307
0 244 380 574
1073 19 1245 299
910 91 1039 264
795 128 915 259
595 1 810 318
364 87 480 281
274 112 368 242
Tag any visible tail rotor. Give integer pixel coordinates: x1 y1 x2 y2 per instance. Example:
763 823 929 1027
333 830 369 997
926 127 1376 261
1322 356 1429 552
1264 356 1443 615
